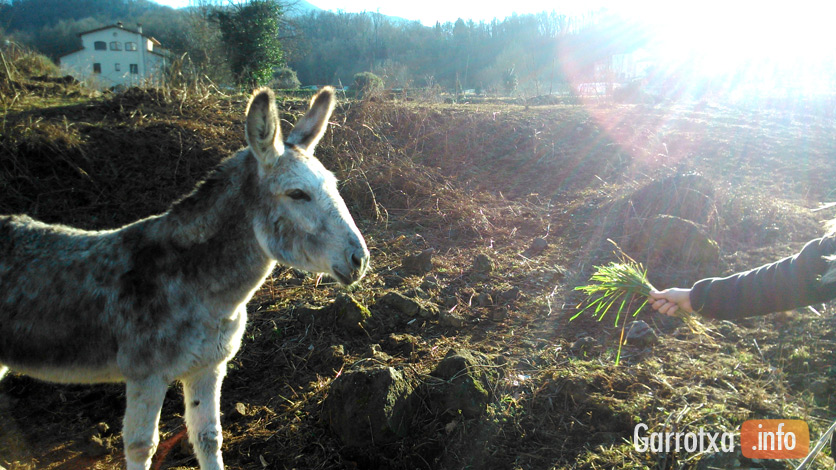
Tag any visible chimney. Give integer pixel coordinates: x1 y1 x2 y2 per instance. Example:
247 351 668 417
137 23 143 34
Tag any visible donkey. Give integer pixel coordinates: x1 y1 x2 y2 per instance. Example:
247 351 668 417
0 86 369 470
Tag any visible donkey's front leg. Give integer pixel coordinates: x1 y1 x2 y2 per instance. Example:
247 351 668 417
182 364 226 470
123 377 168 470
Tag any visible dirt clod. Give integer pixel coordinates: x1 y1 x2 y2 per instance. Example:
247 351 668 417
333 293 372 333
524 237 549 257
378 291 421 316
401 249 435 275
384 333 419 356
489 307 508 322
366 344 393 362
228 402 249 421
324 364 420 447
497 286 522 304
439 309 466 328
571 336 598 351
320 344 346 370
474 292 493 307
427 349 498 419
377 291 437 319
472 254 495 273
384 275 405 288
84 424 114 457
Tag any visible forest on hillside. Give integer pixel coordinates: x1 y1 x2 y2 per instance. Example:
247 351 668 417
0 0 638 93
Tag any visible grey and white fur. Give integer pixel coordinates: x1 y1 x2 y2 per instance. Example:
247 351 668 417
0 86 369 470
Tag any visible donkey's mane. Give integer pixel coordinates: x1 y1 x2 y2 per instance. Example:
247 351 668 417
113 150 269 300
162 150 259 248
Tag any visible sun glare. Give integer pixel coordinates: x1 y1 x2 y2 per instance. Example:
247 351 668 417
620 2 836 98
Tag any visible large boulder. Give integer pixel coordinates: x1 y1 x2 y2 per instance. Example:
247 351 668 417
630 214 720 268
616 174 722 283
623 173 718 232
325 364 421 447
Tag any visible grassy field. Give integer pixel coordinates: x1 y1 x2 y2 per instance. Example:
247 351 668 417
1 71 835 470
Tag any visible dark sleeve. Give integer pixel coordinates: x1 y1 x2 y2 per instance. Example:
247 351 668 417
690 236 836 320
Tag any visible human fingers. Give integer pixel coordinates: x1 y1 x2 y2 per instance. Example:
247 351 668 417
658 301 679 316
650 297 667 311
649 290 666 300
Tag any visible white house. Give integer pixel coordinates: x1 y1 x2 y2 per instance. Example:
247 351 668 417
60 22 172 89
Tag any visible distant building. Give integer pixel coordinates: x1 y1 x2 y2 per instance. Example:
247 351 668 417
59 22 172 89
610 50 653 82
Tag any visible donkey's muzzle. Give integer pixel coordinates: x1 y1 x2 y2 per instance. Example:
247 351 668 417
333 245 370 285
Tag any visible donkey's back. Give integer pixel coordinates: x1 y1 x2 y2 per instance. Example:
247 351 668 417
0 184 265 385
0 214 129 382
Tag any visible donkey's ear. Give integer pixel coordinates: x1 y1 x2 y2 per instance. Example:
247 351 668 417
286 86 335 153
246 87 284 166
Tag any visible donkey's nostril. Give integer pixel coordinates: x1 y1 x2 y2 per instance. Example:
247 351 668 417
351 252 363 268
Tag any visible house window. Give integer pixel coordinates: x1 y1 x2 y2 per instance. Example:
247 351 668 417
125 42 137 51
115 63 121 71
93 63 101 74
130 64 138 74
109 41 122 51
94 41 106 50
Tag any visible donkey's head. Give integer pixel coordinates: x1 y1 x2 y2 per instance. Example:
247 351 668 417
246 87 369 285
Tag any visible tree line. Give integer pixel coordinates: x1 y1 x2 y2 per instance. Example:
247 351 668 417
0 0 634 93
288 9 635 95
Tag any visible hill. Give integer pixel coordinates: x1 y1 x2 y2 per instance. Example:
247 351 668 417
287 0 321 15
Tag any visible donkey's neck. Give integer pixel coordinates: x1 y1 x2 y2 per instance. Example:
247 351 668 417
170 153 248 228
139 151 275 303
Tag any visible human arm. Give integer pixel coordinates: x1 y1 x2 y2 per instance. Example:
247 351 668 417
650 236 836 320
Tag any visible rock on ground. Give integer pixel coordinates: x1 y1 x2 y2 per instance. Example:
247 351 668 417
625 320 659 346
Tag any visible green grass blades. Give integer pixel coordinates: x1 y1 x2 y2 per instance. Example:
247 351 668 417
571 246 713 365
571 245 655 366
571 260 654 325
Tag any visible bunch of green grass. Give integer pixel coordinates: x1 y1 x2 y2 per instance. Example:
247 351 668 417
571 242 708 365
572 260 653 324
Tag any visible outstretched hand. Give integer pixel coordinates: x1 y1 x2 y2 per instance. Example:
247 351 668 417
649 288 694 316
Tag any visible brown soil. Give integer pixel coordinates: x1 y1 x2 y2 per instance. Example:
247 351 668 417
1 79 835 470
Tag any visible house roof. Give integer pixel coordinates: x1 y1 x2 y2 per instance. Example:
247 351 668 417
76 24 163 46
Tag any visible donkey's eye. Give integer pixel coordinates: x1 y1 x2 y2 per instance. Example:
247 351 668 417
286 189 311 201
